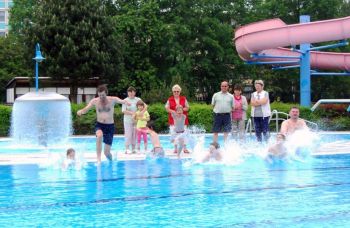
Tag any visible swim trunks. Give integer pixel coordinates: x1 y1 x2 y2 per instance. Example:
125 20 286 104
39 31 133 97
95 122 115 145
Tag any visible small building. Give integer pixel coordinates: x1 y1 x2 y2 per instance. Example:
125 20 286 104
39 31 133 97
5 77 100 104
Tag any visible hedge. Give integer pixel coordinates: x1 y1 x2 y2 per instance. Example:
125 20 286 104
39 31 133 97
0 102 349 137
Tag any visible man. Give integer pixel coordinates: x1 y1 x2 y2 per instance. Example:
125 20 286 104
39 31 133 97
122 86 142 154
77 85 130 163
280 107 308 136
211 81 234 143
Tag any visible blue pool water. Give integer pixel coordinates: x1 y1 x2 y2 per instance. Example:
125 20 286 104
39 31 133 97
0 134 350 227
0 133 349 154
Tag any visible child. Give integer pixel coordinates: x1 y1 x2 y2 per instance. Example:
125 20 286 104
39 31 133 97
146 122 165 158
201 142 223 162
133 100 150 153
267 133 287 159
171 105 187 157
62 148 76 169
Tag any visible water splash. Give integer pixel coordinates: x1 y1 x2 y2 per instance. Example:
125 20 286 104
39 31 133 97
284 129 319 161
221 141 244 165
10 92 72 147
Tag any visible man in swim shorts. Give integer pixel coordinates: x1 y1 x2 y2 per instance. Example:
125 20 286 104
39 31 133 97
77 85 130 163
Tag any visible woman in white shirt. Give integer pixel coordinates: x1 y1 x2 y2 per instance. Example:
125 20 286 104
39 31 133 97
250 80 271 142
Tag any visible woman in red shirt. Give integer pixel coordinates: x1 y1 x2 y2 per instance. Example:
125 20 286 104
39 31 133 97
165 84 190 153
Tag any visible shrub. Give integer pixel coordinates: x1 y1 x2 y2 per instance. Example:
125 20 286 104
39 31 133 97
147 103 168 133
1 102 349 136
330 116 350 130
0 105 11 136
188 103 213 132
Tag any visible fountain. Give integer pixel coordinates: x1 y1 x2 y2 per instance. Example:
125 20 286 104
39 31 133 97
10 91 72 147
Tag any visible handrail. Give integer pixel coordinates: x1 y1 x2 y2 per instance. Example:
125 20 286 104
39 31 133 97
245 118 254 136
269 110 289 132
311 99 350 111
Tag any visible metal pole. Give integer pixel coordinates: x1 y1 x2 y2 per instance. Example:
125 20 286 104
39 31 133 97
35 61 39 92
299 15 311 107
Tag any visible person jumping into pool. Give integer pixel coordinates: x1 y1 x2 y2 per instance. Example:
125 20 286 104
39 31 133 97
171 105 187 157
146 122 165 158
200 142 223 163
77 85 130 164
62 148 76 169
280 106 309 137
267 133 287 159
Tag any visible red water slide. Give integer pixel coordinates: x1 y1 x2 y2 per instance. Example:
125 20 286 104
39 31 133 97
234 16 350 71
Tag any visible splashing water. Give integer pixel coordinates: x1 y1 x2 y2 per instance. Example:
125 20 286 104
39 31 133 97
284 129 319 161
221 140 245 165
10 92 72 147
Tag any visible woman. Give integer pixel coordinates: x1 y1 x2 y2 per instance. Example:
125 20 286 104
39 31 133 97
231 84 248 141
165 84 190 153
122 86 143 154
250 80 271 142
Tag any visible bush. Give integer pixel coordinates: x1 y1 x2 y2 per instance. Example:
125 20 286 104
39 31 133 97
188 103 213 132
0 105 11 136
0 102 349 137
147 103 169 133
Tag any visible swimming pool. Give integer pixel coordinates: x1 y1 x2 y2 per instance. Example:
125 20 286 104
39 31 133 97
0 133 350 226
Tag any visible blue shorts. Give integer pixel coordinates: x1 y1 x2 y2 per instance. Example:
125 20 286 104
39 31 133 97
212 113 232 133
95 122 115 145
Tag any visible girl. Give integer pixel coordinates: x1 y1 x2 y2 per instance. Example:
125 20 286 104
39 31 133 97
134 100 150 153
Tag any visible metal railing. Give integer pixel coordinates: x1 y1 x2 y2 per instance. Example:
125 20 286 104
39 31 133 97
311 99 350 111
245 109 319 135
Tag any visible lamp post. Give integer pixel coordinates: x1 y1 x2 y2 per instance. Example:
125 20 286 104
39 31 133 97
33 43 45 92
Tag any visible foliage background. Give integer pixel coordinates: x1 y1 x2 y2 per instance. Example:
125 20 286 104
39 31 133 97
1 103 349 137
1 0 349 103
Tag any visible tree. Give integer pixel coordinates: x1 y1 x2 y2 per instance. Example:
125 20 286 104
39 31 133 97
17 0 123 101
0 36 32 102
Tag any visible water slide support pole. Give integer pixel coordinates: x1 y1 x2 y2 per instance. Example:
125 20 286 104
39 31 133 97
299 15 311 107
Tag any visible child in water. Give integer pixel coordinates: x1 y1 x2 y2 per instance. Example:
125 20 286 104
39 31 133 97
267 133 287 159
201 142 223 162
62 148 76 169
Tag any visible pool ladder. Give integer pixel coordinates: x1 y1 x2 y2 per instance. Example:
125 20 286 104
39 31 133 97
245 109 319 136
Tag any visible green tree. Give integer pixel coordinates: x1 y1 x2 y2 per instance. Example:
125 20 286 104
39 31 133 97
0 36 32 102
9 0 38 37
17 0 123 100
113 0 167 95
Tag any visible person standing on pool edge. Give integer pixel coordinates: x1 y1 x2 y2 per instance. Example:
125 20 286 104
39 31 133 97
77 85 130 164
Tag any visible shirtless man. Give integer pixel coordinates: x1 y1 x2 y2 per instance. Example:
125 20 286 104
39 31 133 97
280 107 308 137
77 85 130 163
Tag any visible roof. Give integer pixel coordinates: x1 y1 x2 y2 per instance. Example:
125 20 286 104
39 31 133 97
5 77 100 89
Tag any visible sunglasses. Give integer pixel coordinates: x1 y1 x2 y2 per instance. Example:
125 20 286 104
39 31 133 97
173 91 180 93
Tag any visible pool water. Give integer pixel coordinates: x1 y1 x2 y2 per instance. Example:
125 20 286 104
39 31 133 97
0 134 350 226
0 133 348 154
